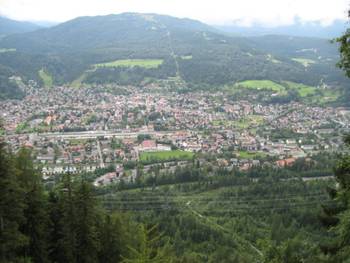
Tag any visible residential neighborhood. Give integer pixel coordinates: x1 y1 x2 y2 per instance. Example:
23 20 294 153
1 83 349 185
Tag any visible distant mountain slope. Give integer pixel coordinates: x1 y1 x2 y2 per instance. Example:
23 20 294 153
0 16 41 37
247 35 338 58
0 13 214 53
0 13 347 98
216 20 347 39
245 35 348 85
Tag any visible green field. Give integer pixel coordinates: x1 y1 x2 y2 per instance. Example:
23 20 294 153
38 69 53 88
236 80 285 92
235 151 267 159
292 58 316 67
283 81 316 97
140 150 194 162
69 139 88 145
0 48 16 53
317 89 341 103
15 122 28 133
94 59 164 69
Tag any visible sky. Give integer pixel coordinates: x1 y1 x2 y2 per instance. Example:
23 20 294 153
0 0 349 27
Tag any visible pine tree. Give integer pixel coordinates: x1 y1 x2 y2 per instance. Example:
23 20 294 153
320 135 350 261
98 214 123 263
122 225 173 263
0 142 27 262
74 181 99 263
47 190 63 262
53 174 78 263
15 148 50 262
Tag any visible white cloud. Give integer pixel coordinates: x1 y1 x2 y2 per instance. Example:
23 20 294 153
0 0 348 26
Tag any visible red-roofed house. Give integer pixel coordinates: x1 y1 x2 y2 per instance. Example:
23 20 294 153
276 157 296 167
139 140 157 152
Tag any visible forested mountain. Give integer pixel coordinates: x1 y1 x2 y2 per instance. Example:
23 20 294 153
0 13 213 53
0 13 347 98
246 35 349 87
2 132 350 262
0 16 41 37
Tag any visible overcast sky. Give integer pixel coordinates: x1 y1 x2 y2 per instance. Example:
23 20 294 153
0 0 349 27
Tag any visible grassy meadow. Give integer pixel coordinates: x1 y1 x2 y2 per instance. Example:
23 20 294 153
38 69 53 88
282 81 316 97
236 80 285 92
140 150 194 162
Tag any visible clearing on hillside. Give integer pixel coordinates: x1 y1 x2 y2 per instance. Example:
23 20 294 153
38 69 53 88
236 80 285 92
282 81 316 97
292 58 316 67
94 59 164 69
180 55 193 60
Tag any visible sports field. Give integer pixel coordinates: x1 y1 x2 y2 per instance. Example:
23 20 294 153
140 150 194 162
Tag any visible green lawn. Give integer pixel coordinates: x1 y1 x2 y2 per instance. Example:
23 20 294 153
292 58 316 67
282 81 316 97
38 69 53 88
15 122 28 133
140 150 194 162
94 59 164 69
232 115 264 129
235 151 267 159
236 80 285 92
69 139 88 145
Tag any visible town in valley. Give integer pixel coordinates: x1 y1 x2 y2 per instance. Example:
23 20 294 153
1 79 349 186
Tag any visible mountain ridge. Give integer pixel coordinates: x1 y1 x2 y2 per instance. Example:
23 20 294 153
0 16 41 37
0 12 347 99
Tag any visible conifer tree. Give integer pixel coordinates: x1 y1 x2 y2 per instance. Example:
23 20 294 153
98 214 123 263
122 225 173 263
0 142 27 262
15 148 50 262
320 136 350 261
74 181 99 263
53 174 78 263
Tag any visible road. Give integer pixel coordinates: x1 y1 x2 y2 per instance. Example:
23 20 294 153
26 130 184 140
96 140 105 168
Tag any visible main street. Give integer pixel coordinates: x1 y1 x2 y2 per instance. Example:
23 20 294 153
7 130 187 139
33 130 184 140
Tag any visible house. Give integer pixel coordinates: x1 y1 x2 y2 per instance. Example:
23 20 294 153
276 157 296 167
93 172 118 187
139 140 158 152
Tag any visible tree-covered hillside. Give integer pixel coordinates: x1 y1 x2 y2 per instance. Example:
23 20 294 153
0 16 41 37
3 135 350 262
0 13 346 98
